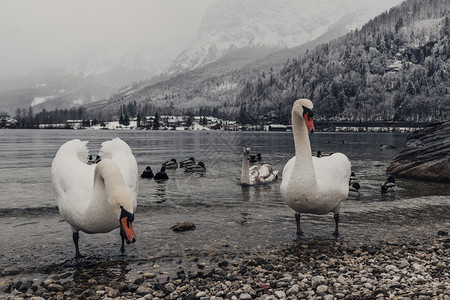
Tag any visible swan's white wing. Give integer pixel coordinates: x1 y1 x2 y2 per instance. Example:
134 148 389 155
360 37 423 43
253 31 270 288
51 139 95 225
280 156 295 196
100 138 138 210
313 153 351 202
249 165 260 172
259 169 279 183
247 165 258 185
258 164 271 178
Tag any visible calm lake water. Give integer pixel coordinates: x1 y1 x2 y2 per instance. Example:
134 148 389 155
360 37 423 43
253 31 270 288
1 129 449 279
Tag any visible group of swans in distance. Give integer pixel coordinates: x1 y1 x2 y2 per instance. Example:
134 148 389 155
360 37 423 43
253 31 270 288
52 98 352 258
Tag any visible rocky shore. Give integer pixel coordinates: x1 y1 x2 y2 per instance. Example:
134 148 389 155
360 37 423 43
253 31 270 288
387 121 450 182
2 233 449 300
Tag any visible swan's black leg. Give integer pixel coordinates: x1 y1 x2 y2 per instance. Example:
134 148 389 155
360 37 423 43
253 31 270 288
332 213 339 237
73 232 83 258
295 213 303 235
120 230 126 255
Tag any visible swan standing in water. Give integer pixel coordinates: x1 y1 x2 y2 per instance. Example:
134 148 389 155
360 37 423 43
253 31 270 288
280 99 351 236
52 138 138 258
241 146 278 186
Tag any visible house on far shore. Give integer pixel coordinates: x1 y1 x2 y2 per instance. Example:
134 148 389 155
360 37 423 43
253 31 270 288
0 113 17 128
66 120 84 129
265 124 287 131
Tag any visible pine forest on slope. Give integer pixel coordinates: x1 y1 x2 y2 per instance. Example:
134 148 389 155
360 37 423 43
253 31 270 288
95 0 450 124
10 0 450 127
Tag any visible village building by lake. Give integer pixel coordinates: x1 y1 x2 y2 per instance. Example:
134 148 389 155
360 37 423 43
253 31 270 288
1 112 430 132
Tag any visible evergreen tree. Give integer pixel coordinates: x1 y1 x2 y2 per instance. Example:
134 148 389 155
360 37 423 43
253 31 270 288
153 112 160 130
137 113 141 128
123 114 130 126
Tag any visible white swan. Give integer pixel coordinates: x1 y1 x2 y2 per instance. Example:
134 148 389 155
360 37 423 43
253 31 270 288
280 99 351 236
51 138 138 258
241 146 279 186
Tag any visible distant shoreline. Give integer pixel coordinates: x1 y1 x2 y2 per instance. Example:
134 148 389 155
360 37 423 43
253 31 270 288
0 120 433 133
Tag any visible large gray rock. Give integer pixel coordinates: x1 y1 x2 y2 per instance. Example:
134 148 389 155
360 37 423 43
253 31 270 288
387 121 450 182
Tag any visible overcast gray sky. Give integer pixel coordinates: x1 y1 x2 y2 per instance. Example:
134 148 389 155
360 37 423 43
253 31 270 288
0 0 216 78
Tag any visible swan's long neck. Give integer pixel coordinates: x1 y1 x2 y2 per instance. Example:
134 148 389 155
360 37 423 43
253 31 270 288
90 160 133 216
241 152 250 185
290 111 317 187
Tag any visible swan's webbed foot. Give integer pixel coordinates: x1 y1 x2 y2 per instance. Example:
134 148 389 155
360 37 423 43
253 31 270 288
74 253 85 259
332 213 339 237
295 213 303 235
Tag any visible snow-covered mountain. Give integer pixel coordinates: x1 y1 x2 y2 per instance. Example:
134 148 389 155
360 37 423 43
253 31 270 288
0 0 405 115
63 45 176 78
167 0 404 74
0 45 178 114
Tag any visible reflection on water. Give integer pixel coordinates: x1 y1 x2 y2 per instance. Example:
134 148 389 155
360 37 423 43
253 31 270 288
0 129 449 278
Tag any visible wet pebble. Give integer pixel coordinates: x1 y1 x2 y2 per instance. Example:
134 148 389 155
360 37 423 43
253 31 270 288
171 221 196 232
4 236 450 300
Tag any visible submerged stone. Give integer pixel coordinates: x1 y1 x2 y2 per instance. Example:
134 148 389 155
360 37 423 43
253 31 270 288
387 121 450 182
171 221 196 232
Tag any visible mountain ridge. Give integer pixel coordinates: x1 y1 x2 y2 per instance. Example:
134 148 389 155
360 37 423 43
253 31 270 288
86 0 449 124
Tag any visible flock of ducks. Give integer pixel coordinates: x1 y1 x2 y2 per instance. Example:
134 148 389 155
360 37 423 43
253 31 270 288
51 98 397 258
347 172 396 198
140 158 207 181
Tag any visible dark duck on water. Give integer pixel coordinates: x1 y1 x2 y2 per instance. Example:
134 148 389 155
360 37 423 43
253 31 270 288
154 166 169 180
141 166 154 179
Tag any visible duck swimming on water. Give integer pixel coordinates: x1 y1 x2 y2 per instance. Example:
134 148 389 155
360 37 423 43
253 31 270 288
154 166 169 180
141 166 154 179
180 157 196 168
381 176 396 192
163 159 178 169
349 171 358 184
185 162 206 172
249 153 262 163
348 182 361 198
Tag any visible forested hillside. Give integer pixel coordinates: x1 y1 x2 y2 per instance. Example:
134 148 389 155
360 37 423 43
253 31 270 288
238 0 450 123
13 0 449 127
103 0 450 124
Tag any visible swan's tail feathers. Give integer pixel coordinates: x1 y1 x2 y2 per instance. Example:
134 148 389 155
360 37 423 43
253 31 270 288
273 170 279 178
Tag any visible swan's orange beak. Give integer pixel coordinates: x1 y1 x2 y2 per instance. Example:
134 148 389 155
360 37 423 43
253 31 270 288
120 216 137 244
304 114 315 133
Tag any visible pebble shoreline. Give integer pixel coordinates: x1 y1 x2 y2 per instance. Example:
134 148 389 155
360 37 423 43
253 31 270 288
2 234 449 300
